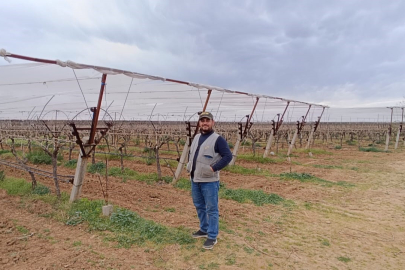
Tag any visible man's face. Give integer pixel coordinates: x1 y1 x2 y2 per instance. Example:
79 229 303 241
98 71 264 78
199 117 214 133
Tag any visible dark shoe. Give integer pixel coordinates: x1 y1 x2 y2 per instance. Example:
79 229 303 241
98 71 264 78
192 230 208 238
203 238 217 250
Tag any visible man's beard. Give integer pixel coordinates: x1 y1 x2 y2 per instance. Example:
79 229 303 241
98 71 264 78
200 126 213 134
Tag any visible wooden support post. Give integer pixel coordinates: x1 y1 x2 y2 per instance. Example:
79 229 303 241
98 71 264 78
306 107 325 149
384 131 390 151
172 136 190 184
287 128 298 156
263 102 289 158
263 129 274 158
385 107 393 152
395 128 401 149
230 97 260 165
306 128 315 149
288 105 311 156
70 138 90 203
395 108 404 150
229 138 241 165
69 74 107 202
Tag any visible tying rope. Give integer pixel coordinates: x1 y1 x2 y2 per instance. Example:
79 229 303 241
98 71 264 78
215 91 225 119
72 69 92 120
0 49 11 63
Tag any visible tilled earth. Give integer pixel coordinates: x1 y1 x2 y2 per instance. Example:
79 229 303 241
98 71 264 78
1 145 405 269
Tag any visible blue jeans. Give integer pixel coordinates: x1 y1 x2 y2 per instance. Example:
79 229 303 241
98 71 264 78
191 180 220 240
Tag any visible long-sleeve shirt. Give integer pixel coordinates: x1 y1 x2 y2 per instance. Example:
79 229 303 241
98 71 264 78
190 130 233 178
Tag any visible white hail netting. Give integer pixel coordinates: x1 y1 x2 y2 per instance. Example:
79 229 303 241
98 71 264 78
0 63 327 123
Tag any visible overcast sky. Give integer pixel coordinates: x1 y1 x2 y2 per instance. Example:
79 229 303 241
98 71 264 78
1 0 405 119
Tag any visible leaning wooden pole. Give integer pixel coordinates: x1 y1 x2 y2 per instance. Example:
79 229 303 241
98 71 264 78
288 105 311 156
172 90 212 184
306 107 325 149
394 108 403 149
70 74 107 203
230 97 260 165
263 102 290 158
384 107 393 152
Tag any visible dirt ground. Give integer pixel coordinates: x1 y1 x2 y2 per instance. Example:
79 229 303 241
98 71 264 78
1 144 405 269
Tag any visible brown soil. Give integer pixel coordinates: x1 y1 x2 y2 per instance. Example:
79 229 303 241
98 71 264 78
1 145 405 269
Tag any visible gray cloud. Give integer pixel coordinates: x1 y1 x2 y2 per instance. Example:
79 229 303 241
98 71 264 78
1 0 405 112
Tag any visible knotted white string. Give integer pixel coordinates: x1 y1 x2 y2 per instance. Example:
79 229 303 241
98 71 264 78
0 48 11 63
56 59 67 67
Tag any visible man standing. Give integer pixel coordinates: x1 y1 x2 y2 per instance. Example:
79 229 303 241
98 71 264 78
186 111 232 250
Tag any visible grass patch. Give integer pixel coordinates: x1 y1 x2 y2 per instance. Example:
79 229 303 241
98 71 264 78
0 177 54 197
0 178 195 249
0 149 11 155
0 170 5 181
279 172 353 187
346 140 357 146
359 147 383 152
297 148 333 155
32 184 51 195
66 198 195 248
87 162 106 174
173 179 285 206
337 256 351 263
223 165 269 176
26 150 63 164
16 225 30 234
26 150 52 165
219 188 284 206
320 238 330 246
0 177 32 195
108 167 172 184
334 145 342 150
64 159 78 169
174 178 191 190
237 155 283 164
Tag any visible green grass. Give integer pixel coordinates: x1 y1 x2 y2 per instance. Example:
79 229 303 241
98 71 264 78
0 170 5 181
87 162 106 174
296 148 333 155
346 140 357 146
220 188 284 206
223 165 269 176
174 178 191 190
0 149 11 155
16 225 30 234
0 176 53 197
173 178 285 206
67 198 195 248
26 150 52 164
279 172 353 187
337 256 351 263
0 177 32 195
359 147 383 152
26 150 63 164
32 184 51 195
64 159 78 169
334 145 342 150
237 154 284 164
0 177 195 249
107 167 172 184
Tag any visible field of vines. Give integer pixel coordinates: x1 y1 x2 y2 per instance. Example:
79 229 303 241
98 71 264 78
1 119 404 269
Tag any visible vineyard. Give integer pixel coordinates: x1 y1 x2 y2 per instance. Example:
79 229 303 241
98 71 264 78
1 50 405 269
